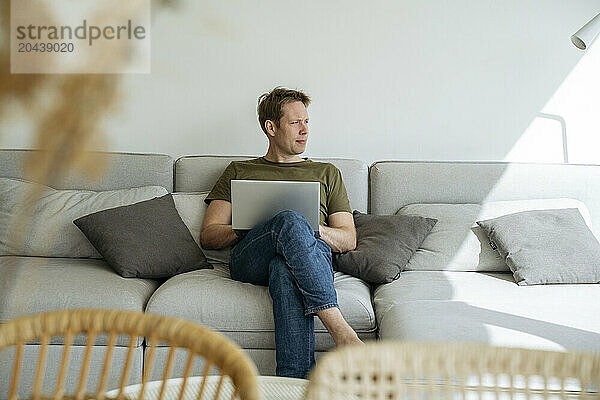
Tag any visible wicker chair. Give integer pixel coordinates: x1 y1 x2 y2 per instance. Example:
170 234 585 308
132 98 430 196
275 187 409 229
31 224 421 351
0 309 260 400
304 342 600 400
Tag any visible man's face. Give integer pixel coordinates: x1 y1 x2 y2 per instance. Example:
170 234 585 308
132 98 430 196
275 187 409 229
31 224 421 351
269 101 309 156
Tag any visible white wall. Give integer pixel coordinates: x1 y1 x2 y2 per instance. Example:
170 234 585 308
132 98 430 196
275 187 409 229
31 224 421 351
2 0 599 165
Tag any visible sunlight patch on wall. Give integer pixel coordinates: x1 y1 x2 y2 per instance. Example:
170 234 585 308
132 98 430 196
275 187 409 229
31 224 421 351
541 38 600 163
504 115 565 163
504 34 600 164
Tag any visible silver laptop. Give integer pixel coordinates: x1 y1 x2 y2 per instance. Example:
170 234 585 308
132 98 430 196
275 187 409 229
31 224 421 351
231 180 320 232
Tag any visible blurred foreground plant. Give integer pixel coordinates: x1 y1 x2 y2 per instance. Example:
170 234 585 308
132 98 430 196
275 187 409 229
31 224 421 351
0 0 176 253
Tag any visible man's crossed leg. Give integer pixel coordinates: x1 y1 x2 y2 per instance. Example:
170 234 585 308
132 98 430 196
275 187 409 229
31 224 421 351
229 210 361 378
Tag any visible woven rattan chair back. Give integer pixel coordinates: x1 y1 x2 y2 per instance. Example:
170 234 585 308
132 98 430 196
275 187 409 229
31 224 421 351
0 309 259 400
305 342 600 400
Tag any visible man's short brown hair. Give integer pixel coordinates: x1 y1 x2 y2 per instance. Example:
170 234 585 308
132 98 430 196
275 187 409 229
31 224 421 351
257 87 311 135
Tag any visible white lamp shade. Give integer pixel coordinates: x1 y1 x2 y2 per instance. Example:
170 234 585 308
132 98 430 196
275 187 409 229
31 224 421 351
572 12 600 50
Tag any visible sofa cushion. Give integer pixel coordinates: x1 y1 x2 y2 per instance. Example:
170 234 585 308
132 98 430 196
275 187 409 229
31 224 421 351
144 347 331 378
333 211 437 283
398 199 592 272
398 203 500 271
174 156 368 213
369 162 600 240
0 256 159 345
172 192 233 265
477 208 600 285
0 177 168 258
374 271 600 353
74 194 212 279
0 149 173 191
146 263 376 350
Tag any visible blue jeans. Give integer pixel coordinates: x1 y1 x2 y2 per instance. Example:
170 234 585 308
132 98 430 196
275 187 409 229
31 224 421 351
229 210 338 378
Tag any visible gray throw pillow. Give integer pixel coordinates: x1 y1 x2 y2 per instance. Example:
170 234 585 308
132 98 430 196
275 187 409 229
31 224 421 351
477 208 600 285
333 210 437 284
73 194 212 278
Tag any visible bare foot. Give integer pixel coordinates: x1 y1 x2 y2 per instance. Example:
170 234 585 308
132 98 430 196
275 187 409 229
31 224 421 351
333 332 364 347
315 307 365 346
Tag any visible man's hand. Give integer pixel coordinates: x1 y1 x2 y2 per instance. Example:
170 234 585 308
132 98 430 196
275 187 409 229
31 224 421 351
318 212 356 253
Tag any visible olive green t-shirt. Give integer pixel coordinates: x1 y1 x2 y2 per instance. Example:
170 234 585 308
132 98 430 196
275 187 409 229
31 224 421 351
204 157 352 226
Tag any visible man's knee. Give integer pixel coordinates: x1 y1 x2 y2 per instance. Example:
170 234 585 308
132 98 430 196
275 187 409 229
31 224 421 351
271 209 311 229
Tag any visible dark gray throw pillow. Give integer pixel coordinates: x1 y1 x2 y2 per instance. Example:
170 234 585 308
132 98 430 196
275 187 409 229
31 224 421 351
477 208 600 285
333 210 437 284
73 194 212 278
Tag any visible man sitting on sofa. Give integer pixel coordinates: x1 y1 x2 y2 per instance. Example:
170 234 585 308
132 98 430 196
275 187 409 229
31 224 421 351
200 86 363 378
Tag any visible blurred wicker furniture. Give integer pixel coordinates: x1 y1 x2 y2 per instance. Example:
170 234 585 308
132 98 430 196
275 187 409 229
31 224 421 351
304 342 600 400
0 309 260 400
110 376 307 400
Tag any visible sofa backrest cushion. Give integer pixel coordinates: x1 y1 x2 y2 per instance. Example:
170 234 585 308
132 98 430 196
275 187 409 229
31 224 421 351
174 155 368 213
371 161 600 271
0 177 168 258
172 192 232 265
0 149 174 191
370 161 600 238
397 198 592 272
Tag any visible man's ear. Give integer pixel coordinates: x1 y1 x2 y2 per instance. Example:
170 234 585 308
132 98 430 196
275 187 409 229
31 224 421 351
265 120 276 137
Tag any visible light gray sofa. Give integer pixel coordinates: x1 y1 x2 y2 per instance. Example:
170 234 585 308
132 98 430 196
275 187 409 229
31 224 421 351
0 150 172 395
1 150 599 396
370 161 600 353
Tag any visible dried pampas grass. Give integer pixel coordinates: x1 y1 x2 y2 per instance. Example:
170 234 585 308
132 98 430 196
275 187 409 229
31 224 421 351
1 0 176 181
0 2 124 182
0 0 173 256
